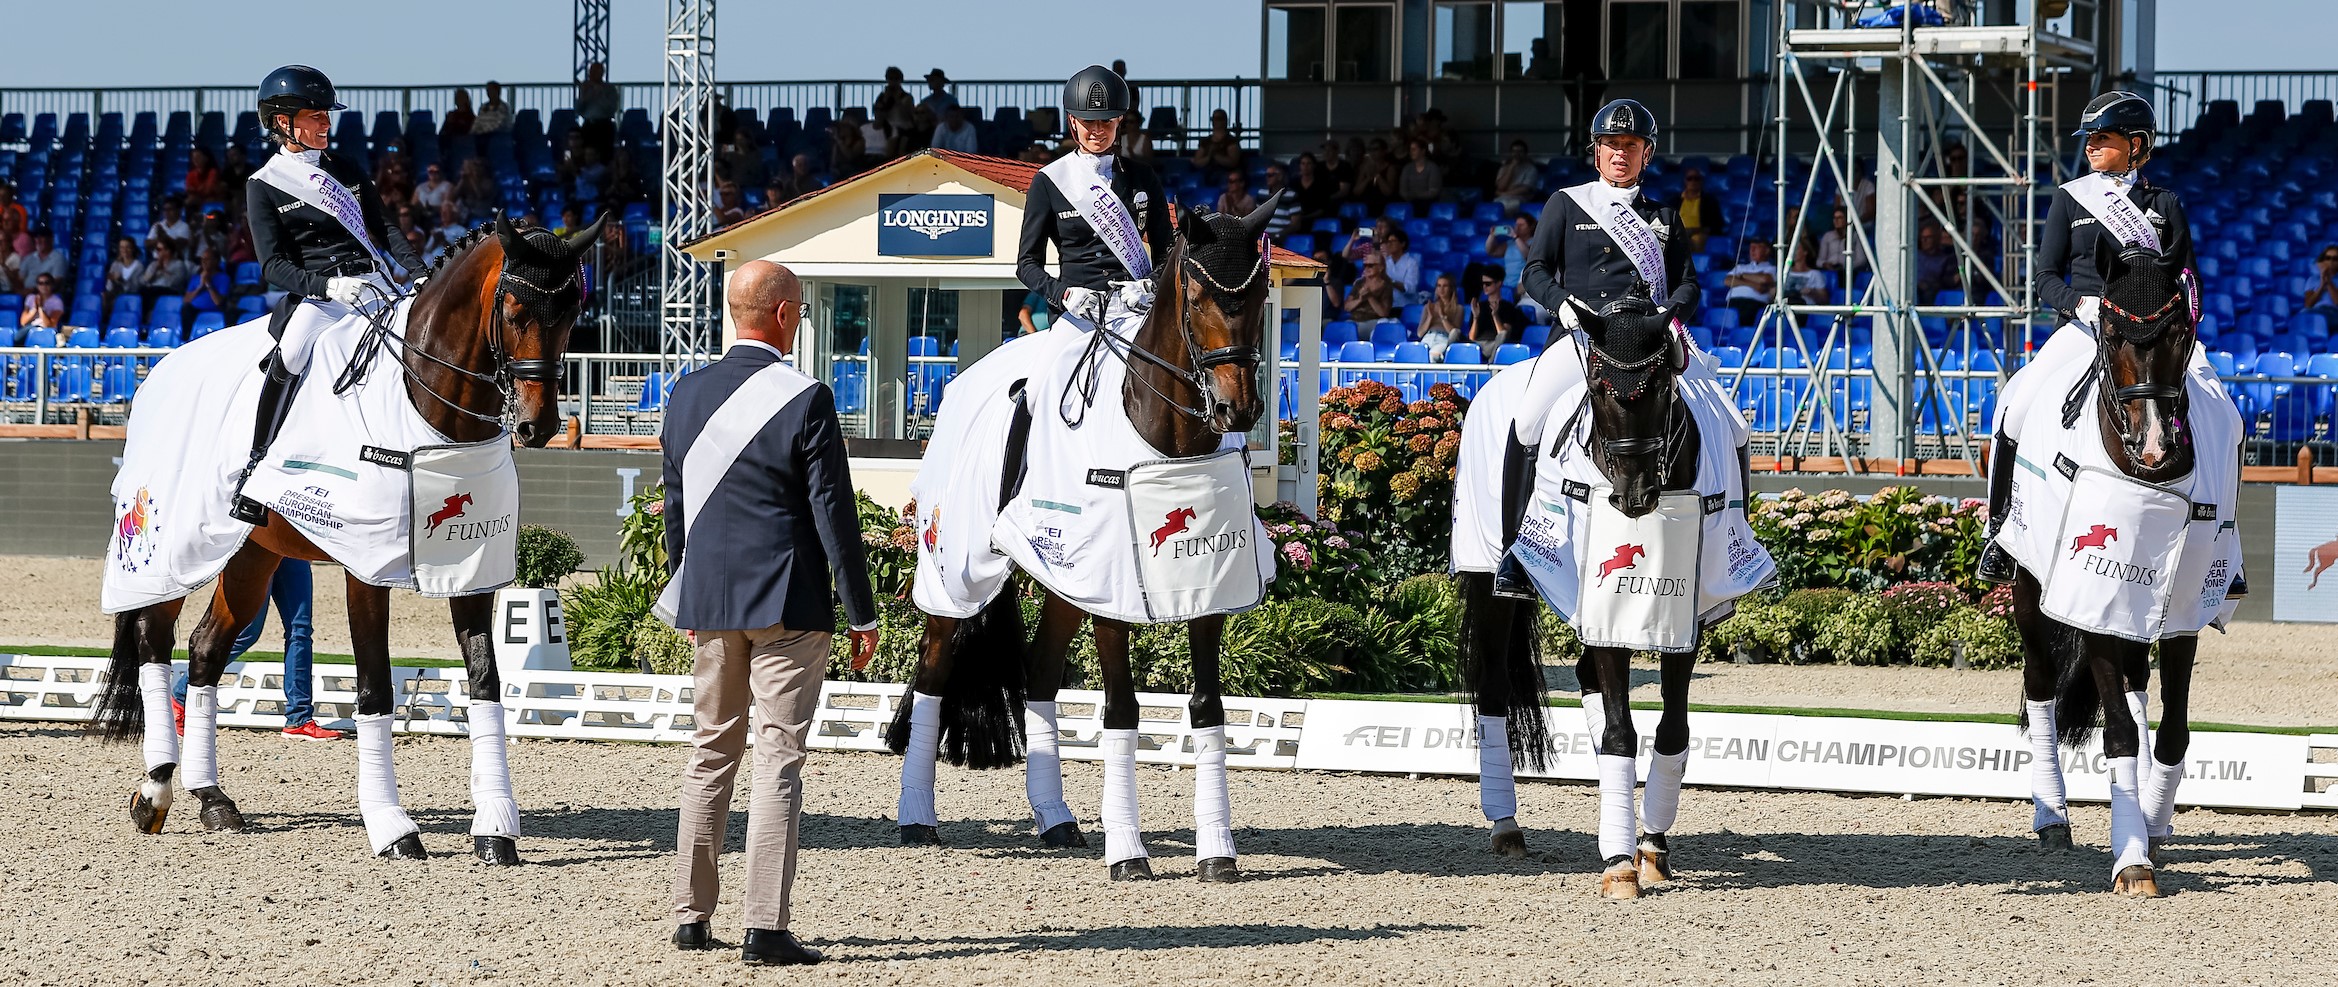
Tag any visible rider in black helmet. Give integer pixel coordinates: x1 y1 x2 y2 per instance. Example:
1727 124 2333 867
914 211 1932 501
230 64 427 524
1014 63 1173 332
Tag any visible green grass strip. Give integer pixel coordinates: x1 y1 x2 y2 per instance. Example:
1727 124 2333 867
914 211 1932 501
1301 692 2332 736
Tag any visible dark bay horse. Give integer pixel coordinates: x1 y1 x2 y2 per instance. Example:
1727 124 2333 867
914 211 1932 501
94 215 604 864
888 199 1276 882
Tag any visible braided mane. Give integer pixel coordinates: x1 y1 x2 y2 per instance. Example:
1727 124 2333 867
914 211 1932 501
425 224 499 278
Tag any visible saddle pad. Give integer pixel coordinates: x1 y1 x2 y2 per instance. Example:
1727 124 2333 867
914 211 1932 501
1126 449 1269 622
408 438 520 597
1569 489 1704 653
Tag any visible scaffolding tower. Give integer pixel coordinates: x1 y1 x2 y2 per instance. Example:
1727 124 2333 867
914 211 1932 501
659 0 719 368
573 0 611 80
1764 3 2097 469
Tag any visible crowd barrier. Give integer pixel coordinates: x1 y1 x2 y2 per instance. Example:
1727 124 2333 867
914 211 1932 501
6 652 2329 813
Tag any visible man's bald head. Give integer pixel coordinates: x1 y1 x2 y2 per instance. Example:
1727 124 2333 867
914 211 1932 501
727 260 803 349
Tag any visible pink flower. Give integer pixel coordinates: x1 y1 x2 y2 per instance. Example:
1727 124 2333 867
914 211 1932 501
1282 541 1315 570
645 501 665 515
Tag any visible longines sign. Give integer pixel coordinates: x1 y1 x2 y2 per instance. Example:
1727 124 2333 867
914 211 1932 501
877 192 994 256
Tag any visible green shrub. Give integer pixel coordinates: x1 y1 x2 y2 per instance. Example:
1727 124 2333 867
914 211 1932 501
618 485 670 581
1881 581 1968 648
563 569 661 670
1774 588 1854 663
513 524 586 589
1216 598 1361 696
1911 606 2024 669
1315 379 1468 580
632 614 695 676
1537 608 1582 663
826 595 931 684
1700 595 1798 663
1813 593 1899 665
858 492 918 599
1258 501 1382 606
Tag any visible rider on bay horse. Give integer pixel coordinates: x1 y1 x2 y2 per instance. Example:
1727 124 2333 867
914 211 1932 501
1495 97 1701 597
230 64 426 524
1017 64 1174 347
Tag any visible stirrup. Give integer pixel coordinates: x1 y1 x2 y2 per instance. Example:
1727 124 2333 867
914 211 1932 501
1491 558 1537 601
1977 542 2016 584
229 493 269 525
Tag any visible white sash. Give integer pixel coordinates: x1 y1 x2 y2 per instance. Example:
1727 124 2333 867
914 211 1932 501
1564 182 1669 300
1042 153 1152 280
653 359 817 626
257 150 387 269
2064 171 2162 254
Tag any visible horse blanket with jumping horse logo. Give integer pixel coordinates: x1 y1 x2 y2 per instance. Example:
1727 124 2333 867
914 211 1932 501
101 305 520 614
910 318 1274 625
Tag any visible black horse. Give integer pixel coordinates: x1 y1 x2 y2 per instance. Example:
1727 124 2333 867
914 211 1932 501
888 198 1277 882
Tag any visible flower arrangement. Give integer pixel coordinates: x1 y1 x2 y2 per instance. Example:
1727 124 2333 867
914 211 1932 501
1257 501 1381 604
1315 379 1468 579
1749 485 1989 594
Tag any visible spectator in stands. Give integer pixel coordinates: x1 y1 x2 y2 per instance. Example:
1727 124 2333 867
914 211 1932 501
1410 109 1462 169
1492 140 1540 213
555 205 585 237
403 219 429 261
1190 110 1242 175
19 273 64 329
715 182 748 226
604 148 647 205
773 154 821 201
2305 245 2338 314
7 227 67 295
193 205 231 261
139 237 190 308
719 134 766 189
1397 139 1443 210
1464 266 1528 358
1291 153 1335 226
1379 227 1421 305
0 183 24 234
1353 139 1398 212
1723 239 1777 325
184 249 229 314
829 116 868 177
0 209 26 279
1485 213 1536 291
874 68 918 151
1672 169 1722 251
223 214 257 266
1115 110 1156 161
1216 172 1256 217
372 152 413 211
1262 163 1300 236
919 69 958 119
456 159 499 223
473 81 513 135
855 107 890 168
1419 273 1464 359
1016 288 1050 335
931 104 980 154
414 162 452 213
443 88 477 138
148 194 192 254
1320 140 1356 198
426 199 471 259
1314 246 1350 318
1915 222 1959 303
1818 206 1866 273
1344 254 1395 323
1113 59 1140 109
1784 238 1829 306
105 237 144 310
185 147 228 206
223 144 256 189
1017 141 1053 166
597 208 631 269
575 61 621 155
1965 214 2001 287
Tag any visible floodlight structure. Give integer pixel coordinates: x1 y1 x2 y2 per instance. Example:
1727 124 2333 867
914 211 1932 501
660 0 719 369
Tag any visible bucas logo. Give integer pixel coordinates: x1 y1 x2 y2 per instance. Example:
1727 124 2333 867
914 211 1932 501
881 206 991 240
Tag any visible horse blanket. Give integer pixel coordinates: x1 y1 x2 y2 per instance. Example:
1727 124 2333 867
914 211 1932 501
1993 340 2243 640
910 318 1274 624
102 305 519 613
1450 343 1582 573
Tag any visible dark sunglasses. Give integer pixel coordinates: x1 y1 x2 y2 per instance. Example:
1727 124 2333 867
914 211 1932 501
2322 254 2338 262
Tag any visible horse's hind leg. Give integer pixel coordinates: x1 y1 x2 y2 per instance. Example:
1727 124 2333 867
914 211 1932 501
346 576 423 860
451 593 520 865
890 614 958 845
2141 637 2197 864
2012 572 2072 849
1024 593 1088 848
110 600 185 834
177 541 281 834
1636 650 1697 886
1094 616 1151 880
1579 645 1642 899
1460 573 1526 857
1187 613 1237 883
2090 638 2157 896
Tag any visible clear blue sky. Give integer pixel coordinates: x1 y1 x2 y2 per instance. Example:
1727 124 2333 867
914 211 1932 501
0 1 2326 87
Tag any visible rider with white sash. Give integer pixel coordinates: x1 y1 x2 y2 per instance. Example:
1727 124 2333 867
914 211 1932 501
230 64 425 524
1980 91 2196 581
1497 98 1700 596
1017 64 1174 351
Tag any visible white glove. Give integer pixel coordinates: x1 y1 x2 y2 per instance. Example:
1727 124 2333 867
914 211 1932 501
1556 297 1588 331
326 276 368 305
1061 286 1106 324
2075 296 2101 329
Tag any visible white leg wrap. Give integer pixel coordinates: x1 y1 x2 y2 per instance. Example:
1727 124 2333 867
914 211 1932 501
138 664 178 774
1476 714 1518 823
2143 756 2184 838
895 692 942 828
1100 728 1147 865
2108 755 2152 875
1597 753 1638 863
1022 701 1076 833
1192 725 1235 861
181 686 220 791
467 702 520 838
1640 748 1689 835
2024 700 2069 831
354 713 418 854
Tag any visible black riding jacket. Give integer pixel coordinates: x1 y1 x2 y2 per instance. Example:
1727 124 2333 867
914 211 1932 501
1016 153 1174 311
245 149 424 299
2033 176 2194 320
1521 182 1701 316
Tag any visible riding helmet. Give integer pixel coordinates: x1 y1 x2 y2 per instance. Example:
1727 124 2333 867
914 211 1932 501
2073 90 2156 141
258 65 345 115
1589 99 1660 144
1063 64 1130 121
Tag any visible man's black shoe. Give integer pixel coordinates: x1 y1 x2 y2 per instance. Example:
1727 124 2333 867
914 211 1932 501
673 921 711 951
741 928 822 966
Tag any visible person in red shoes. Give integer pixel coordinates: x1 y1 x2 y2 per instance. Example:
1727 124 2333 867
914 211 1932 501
174 560 338 740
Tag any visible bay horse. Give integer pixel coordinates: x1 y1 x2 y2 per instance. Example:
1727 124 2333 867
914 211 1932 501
888 199 1275 882
2008 248 2226 897
93 214 604 863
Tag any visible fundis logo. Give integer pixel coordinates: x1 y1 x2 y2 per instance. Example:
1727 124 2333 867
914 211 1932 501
2068 522 2156 585
425 491 512 543
1596 543 1645 585
2068 523 2118 558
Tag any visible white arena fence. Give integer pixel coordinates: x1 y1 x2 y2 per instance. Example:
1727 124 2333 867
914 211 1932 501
5 652 2331 814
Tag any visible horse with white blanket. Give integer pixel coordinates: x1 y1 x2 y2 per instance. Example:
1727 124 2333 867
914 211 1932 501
92 216 604 865
890 200 1281 882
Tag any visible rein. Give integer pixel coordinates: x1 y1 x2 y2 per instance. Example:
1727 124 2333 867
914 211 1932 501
2058 293 2192 463
1062 243 1266 428
339 254 584 431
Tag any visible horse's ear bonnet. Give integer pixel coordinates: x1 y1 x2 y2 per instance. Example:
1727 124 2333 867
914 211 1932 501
1581 281 1680 400
2101 247 2189 344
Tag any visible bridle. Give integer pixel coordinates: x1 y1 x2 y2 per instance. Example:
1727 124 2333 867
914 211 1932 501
340 250 585 431
1067 236 1266 427
1557 316 1691 487
2084 291 2192 462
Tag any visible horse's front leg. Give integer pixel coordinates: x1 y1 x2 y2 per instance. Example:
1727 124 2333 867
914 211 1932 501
2142 636 2196 865
451 593 520 865
1023 593 1088 848
176 541 281 834
1578 645 1643 899
2012 571 2072 849
347 575 423 860
1186 613 1237 883
1094 615 1151 880
1634 649 1696 886
889 614 959 845
2091 636 2158 896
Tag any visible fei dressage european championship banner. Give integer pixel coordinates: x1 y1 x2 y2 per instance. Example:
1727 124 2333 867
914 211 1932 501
877 193 994 256
2275 485 2338 622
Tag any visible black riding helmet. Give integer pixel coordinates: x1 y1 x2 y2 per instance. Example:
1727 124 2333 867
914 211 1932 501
1589 99 1659 144
2075 90 2156 159
258 64 343 142
1063 64 1130 122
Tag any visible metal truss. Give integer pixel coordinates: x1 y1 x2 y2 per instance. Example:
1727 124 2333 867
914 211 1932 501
659 0 718 368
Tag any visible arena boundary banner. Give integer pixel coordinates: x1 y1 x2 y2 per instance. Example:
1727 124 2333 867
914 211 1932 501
0 653 2322 811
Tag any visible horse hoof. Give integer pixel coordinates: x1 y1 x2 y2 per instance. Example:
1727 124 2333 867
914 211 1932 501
1040 821 1088 849
1196 857 1240 883
2035 823 2073 852
191 786 246 833
129 780 173 835
1636 849 1673 885
1490 818 1529 859
377 832 429 861
2113 864 2162 898
473 836 522 866
1598 860 1642 900
897 824 942 846
1109 858 1154 882
2148 835 2168 867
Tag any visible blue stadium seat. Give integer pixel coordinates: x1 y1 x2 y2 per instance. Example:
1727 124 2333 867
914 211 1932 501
145 326 179 349
1322 320 1358 346
1337 340 1375 364
1522 323 1552 352
1369 320 1406 361
1443 343 1483 365
1493 344 1532 365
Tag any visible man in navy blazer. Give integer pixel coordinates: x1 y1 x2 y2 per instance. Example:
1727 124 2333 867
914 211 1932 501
661 259 878 967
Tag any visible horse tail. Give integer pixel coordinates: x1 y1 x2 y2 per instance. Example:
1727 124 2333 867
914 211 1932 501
90 609 152 743
2049 624 2103 749
1458 571 1553 773
884 588 1028 770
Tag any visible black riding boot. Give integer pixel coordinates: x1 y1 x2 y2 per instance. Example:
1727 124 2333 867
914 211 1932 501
1491 434 1539 600
229 355 298 525
1977 436 2018 584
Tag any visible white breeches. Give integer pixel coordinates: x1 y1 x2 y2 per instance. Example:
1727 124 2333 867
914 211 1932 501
277 272 397 375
